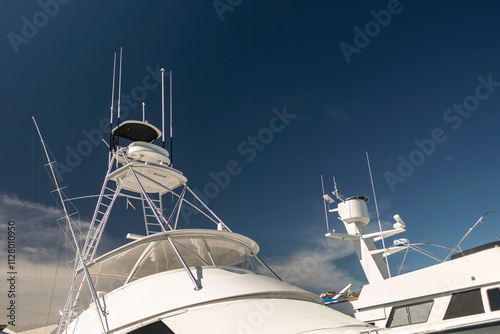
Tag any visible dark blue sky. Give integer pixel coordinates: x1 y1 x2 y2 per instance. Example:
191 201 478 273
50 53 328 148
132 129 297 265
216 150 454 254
2 1 500 314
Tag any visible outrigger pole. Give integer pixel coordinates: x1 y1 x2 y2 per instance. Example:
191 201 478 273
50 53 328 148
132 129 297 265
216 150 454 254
32 117 110 334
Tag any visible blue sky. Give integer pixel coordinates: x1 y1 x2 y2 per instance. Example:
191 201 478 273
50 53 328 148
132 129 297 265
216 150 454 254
1 0 500 330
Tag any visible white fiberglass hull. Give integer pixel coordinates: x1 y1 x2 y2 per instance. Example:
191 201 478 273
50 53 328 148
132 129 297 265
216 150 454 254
66 267 370 334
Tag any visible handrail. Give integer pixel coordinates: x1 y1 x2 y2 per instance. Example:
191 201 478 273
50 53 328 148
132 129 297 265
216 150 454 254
167 237 202 290
444 211 500 261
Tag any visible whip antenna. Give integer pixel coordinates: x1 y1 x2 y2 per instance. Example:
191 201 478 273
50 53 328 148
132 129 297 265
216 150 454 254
366 151 391 278
109 52 116 152
117 47 123 148
321 175 330 232
161 68 165 149
170 70 173 166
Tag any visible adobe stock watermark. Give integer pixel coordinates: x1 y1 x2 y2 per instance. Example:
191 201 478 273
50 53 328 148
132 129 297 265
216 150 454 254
181 105 296 223
213 0 243 22
6 220 17 327
339 0 405 64
56 64 164 176
7 0 71 54
222 299 276 334
384 74 500 192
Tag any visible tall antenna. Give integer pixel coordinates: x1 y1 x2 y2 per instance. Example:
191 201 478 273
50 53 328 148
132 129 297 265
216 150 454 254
321 175 330 232
142 102 145 122
117 47 123 148
170 70 173 166
161 68 165 149
366 151 391 278
109 52 117 152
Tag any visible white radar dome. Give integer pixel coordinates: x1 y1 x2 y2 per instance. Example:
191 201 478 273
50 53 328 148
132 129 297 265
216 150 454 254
337 196 370 225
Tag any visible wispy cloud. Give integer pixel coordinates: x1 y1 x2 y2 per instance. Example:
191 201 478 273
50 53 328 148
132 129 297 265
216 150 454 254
0 194 77 331
266 237 362 296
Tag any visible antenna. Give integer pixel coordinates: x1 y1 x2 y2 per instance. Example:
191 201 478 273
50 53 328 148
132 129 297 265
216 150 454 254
321 175 330 232
109 52 116 152
117 47 123 148
142 102 145 122
170 70 173 166
366 151 391 278
333 176 339 201
161 68 165 149
330 176 345 202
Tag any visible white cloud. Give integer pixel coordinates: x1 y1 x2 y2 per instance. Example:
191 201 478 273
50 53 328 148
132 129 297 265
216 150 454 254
0 194 83 331
265 236 363 296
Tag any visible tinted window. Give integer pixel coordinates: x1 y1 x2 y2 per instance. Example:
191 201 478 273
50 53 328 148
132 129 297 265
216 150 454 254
387 300 433 328
127 321 174 334
487 288 500 311
443 289 484 320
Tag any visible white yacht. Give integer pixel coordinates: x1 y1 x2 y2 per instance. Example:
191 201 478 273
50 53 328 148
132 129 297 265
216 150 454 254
10 54 376 334
321 182 500 333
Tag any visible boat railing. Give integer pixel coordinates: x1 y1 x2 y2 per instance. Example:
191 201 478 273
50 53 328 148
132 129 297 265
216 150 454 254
387 212 500 276
444 211 500 261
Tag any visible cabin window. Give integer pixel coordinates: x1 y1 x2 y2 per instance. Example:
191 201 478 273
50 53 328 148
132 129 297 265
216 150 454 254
487 288 500 311
126 321 175 334
387 300 433 328
443 289 484 320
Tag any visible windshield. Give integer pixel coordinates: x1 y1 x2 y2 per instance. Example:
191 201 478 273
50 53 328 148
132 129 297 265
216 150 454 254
73 233 273 310
130 235 269 281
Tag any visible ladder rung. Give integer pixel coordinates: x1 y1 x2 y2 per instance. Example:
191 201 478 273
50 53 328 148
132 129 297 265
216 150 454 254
50 186 68 194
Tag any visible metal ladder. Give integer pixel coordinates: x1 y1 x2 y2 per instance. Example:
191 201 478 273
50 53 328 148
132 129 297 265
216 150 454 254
82 177 125 262
142 192 165 235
